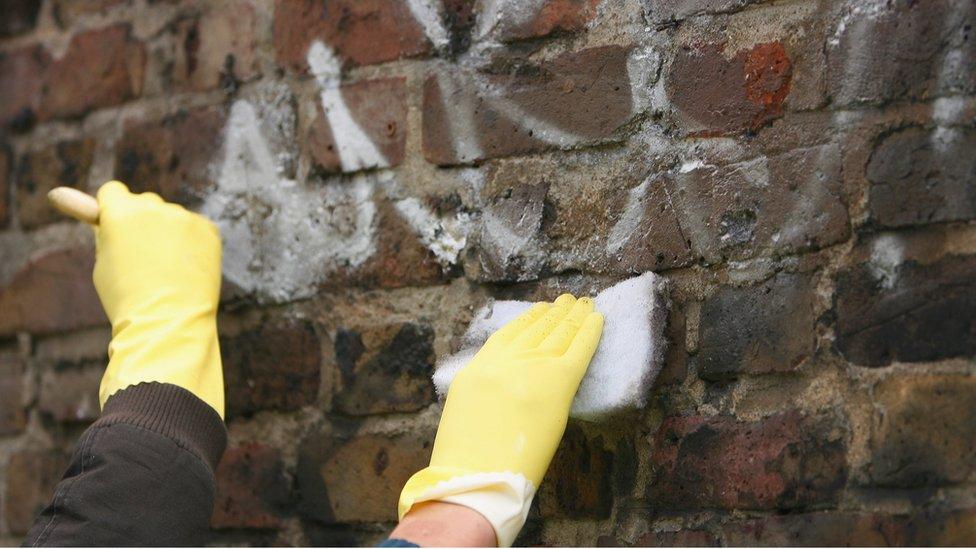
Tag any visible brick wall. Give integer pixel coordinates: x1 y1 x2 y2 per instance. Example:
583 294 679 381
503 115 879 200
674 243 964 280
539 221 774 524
1 0 974 545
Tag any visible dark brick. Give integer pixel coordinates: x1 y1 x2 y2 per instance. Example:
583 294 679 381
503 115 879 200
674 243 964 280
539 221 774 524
0 45 50 131
827 0 975 107
902 507 976 546
273 0 432 72
666 41 792 136
332 322 435 415
114 106 225 206
297 429 432 523
642 0 765 22
0 353 26 435
307 77 407 174
866 126 976 229
835 254 976 367
634 529 720 546
698 272 816 380
221 318 321 417
0 247 107 337
720 512 907 546
172 4 259 92
423 45 634 165
40 24 146 120
537 424 614 519
0 0 41 37
669 144 848 262
650 412 847 510
865 375 976 488
212 443 290 530
494 0 600 42
37 361 102 423
0 145 9 227
16 138 96 229
4 449 68 534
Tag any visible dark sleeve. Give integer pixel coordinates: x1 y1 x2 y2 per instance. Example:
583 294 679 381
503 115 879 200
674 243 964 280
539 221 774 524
23 382 227 547
377 539 421 547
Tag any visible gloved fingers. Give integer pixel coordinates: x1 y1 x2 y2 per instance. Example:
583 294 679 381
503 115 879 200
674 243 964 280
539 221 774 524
96 180 134 213
489 302 551 344
136 191 166 205
563 311 604 383
511 294 576 349
536 297 595 355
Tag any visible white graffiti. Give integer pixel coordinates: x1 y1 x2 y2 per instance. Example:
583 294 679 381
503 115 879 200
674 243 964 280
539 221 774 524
202 99 377 303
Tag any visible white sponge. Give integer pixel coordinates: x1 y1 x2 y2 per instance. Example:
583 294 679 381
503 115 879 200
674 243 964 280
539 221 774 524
433 272 668 421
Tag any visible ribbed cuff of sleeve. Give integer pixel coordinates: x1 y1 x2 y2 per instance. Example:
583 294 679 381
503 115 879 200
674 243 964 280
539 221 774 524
95 381 227 469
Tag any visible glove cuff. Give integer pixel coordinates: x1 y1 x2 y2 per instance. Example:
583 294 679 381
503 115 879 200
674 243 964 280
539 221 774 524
399 467 535 547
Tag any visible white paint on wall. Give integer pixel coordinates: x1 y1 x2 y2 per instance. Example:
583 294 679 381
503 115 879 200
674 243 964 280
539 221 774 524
869 233 904 290
678 159 706 173
406 0 450 49
393 197 472 267
607 177 649 254
307 40 389 172
474 0 549 41
202 99 377 303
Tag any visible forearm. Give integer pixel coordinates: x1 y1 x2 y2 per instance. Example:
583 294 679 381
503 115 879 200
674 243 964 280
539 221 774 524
389 502 497 547
23 382 226 546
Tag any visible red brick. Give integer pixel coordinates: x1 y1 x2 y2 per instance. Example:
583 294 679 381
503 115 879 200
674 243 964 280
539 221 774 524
114 105 226 206
0 45 50 131
40 24 146 120
332 322 435 415
172 4 260 92
297 430 432 523
864 375 976 488
273 0 431 72
38 362 102 423
866 126 976 229
331 197 448 289
0 247 107 337
1 0 41 37
3 449 68 534
423 45 634 165
212 443 289 530
667 41 792 136
496 0 600 42
0 352 27 435
16 138 96 229
835 253 976 367
221 318 321 417
537 424 613 519
650 412 847 510
698 272 816 380
307 77 407 173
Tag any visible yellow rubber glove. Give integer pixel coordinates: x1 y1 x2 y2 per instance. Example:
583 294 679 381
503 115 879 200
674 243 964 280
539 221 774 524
399 294 604 546
93 181 224 418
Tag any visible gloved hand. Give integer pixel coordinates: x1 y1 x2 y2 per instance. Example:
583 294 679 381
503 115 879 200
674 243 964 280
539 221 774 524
399 294 604 546
93 181 224 418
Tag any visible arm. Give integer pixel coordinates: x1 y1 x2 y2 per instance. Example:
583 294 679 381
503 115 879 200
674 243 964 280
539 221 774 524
388 502 496 547
393 295 604 547
24 181 226 546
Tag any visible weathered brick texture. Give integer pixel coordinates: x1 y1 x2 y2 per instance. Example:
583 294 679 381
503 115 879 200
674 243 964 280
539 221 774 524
650 412 847 510
2 0 975 545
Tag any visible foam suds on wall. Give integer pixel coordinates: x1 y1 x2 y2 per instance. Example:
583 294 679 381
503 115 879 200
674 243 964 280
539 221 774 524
434 272 668 421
